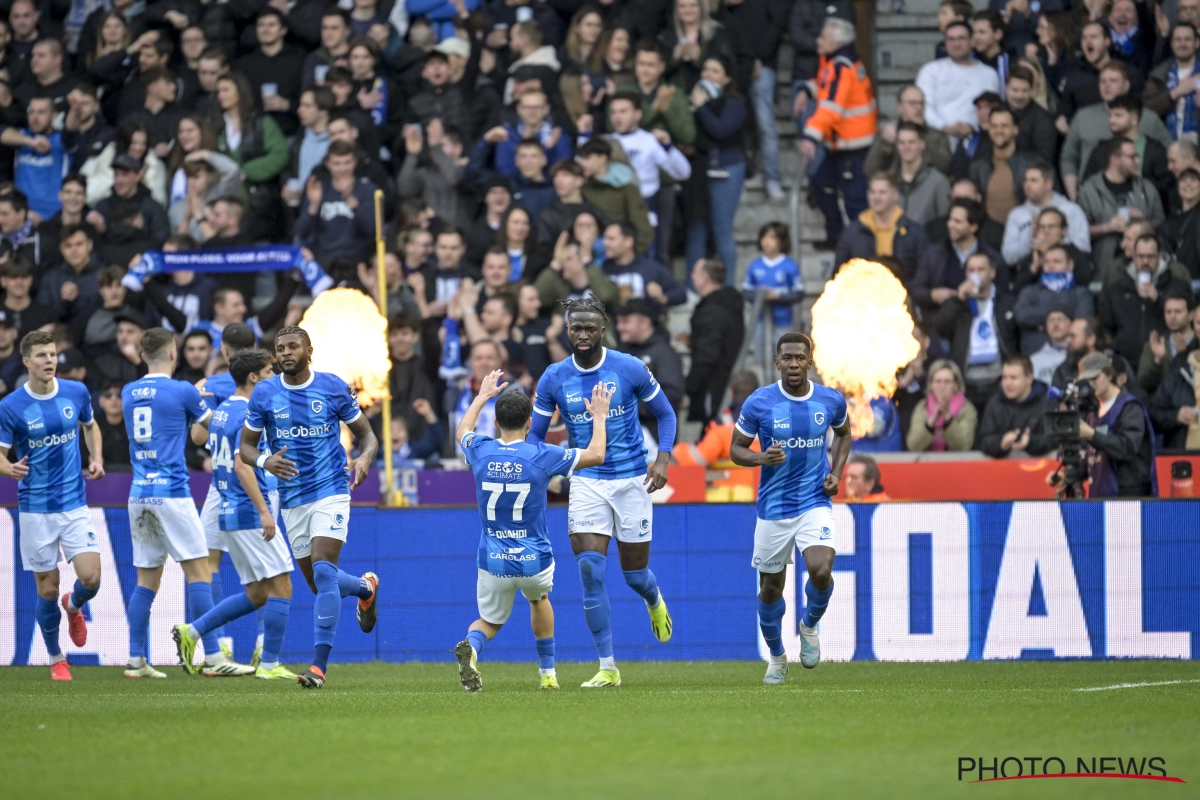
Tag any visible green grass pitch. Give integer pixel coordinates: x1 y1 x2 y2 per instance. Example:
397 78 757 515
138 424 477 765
2 660 1197 799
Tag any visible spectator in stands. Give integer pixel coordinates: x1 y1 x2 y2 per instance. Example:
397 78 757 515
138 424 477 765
281 88 333 210
323 111 395 214
0 257 53 339
601 221 685 310
411 227 479 373
1108 0 1155 77
1029 305 1073 386
799 18 875 250
481 89 572 179
92 307 147 388
906 359 979 452
1100 235 1193 365
1015 244 1095 353
976 354 1056 458
916 21 1000 145
971 11 1011 97
214 72 288 242
465 176 511 264
378 400 445 467
925 177 1006 251
1143 22 1200 142
80 120 167 209
38 224 104 323
1077 352 1155 497
742 221 802 347
174 329 213 385
842 454 889 502
535 160 602 251
345 37 404 149
296 140 377 266
495 207 535 282
508 139 554 221
513 283 565 384
397 119 474 229
1012 207 1096 294
836 172 926 284
1081 94 1171 202
892 121 950 226
1002 162 1092 266
1057 20 1119 127
686 258 744 425
685 55 748 273
615 297 685 422
89 153 171 249
2 94 78 221
387 312 437 433
947 91 1000 182
660 0 736 94
1005 65 1057 165
534 230 619 317
445 339 527 455
0 191 44 269
302 8 352 89
865 85 953 177
1052 314 1105 391
930 251 1017 409
1078 138 1166 282
1149 307 1200 447
93 379 131 471
236 10 308 138
1062 61 1171 200
1162 167 1200 280
1137 291 1196 394
578 138 654 257
970 106 1035 231
912 198 1004 317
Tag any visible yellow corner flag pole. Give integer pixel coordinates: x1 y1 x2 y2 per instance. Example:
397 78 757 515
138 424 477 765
375 190 396 507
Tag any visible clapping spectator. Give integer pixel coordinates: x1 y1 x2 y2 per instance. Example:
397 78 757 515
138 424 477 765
534 229 619 315
1137 291 1196 395
601 222 685 311
296 140 377 265
1029 305 1074 386
906 359 979 451
579 137 654 256
397 119 474 228
976 354 1056 457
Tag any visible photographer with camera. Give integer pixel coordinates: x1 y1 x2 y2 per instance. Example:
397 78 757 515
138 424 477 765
1072 352 1158 497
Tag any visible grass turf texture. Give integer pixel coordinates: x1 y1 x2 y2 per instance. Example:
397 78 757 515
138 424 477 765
1 660 1197 799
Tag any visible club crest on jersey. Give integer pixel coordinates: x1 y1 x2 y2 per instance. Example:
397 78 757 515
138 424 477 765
63 406 74 419
311 400 324 414
814 410 825 426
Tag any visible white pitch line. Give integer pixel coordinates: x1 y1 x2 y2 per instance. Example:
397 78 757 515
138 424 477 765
1074 679 1200 692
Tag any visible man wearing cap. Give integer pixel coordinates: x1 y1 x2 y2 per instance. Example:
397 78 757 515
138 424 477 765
55 346 87 386
89 152 171 247
615 297 685 425
1073 352 1156 497
915 21 1000 145
90 307 147 388
405 42 480 138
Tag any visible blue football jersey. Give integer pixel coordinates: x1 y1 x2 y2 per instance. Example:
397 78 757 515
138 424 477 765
245 371 362 509
532 348 658 480
461 431 579 577
208 398 270 531
124 374 212 499
202 372 236 411
0 379 94 513
736 381 848 521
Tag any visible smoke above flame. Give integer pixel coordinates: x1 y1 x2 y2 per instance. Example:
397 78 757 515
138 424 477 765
810 260 920 437
299 288 391 408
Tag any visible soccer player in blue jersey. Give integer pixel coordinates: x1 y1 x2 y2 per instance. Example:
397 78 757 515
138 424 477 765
174 350 298 680
0 331 105 681
124 327 255 678
530 296 677 688
241 326 380 689
730 332 852 685
454 370 613 691
194 323 268 663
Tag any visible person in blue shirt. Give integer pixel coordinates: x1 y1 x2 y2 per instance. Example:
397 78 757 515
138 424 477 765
0 330 104 681
173 349 297 681
123 327 256 678
242 326 380 689
0 93 78 220
453 369 612 692
741 222 804 340
529 295 677 688
731 332 852 685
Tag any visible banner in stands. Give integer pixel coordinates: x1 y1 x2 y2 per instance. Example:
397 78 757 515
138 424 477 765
2 502 1196 665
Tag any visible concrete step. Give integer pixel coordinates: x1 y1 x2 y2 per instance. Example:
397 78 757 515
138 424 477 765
875 31 943 82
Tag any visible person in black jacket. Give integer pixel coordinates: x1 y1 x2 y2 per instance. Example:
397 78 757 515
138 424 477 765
911 197 1006 316
1149 345 1200 450
615 297 686 425
686 258 744 424
835 172 927 285
234 9 307 137
976 354 1056 457
1075 351 1156 497
1080 93 1171 205
1098 234 1194 365
1005 65 1057 166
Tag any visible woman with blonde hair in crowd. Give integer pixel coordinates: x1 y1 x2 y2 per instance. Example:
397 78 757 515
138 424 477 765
906 359 979 452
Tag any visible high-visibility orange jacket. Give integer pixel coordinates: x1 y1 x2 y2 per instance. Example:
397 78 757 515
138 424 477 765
802 44 877 151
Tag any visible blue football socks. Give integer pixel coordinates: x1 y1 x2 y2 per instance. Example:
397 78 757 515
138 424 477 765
758 597 787 658
802 579 835 629
260 597 290 667
35 596 62 658
209 571 226 640
576 551 613 659
336 569 372 600
312 560 340 670
467 629 488 656
186 581 220 660
127 586 156 660
536 637 555 671
68 579 98 614
623 567 661 607
190 592 256 639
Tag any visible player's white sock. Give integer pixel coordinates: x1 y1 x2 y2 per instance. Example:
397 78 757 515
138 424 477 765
260 660 279 671
128 656 146 668
599 656 616 672
49 653 66 665
256 632 265 650
539 668 556 677
188 624 201 641
66 597 79 614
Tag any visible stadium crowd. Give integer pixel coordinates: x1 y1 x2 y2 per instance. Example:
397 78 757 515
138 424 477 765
0 0 1188 494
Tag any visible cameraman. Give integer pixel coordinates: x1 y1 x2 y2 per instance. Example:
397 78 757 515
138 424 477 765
1076 353 1157 497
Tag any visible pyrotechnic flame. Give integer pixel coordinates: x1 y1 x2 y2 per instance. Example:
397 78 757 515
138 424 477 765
810 259 920 437
299 288 391 408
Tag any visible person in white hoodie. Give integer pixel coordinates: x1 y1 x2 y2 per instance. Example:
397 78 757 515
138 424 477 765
916 21 1000 144
1001 160 1091 265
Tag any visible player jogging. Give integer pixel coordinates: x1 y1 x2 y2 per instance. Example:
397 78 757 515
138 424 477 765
730 332 851 685
455 370 612 692
241 326 380 689
194 322 268 664
0 331 105 681
173 350 298 680
124 328 254 677
530 297 677 688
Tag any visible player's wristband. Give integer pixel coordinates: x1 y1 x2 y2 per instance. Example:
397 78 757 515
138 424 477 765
256 453 270 469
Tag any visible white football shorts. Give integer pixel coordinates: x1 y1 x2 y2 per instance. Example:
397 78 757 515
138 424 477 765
752 506 837 573
477 564 555 625
222 526 295 584
568 475 653 543
19 507 98 572
200 483 226 553
128 497 208 569
280 494 350 559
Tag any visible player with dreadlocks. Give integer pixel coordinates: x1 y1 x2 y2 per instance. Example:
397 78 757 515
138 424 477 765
528 297 678 687
239 326 381 688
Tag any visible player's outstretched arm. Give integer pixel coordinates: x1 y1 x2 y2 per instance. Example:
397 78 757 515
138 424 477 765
823 420 853 496
731 430 785 468
577 382 612 469
455 368 508 444
233 450 277 541
0 447 28 480
80 420 105 480
346 414 379 490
